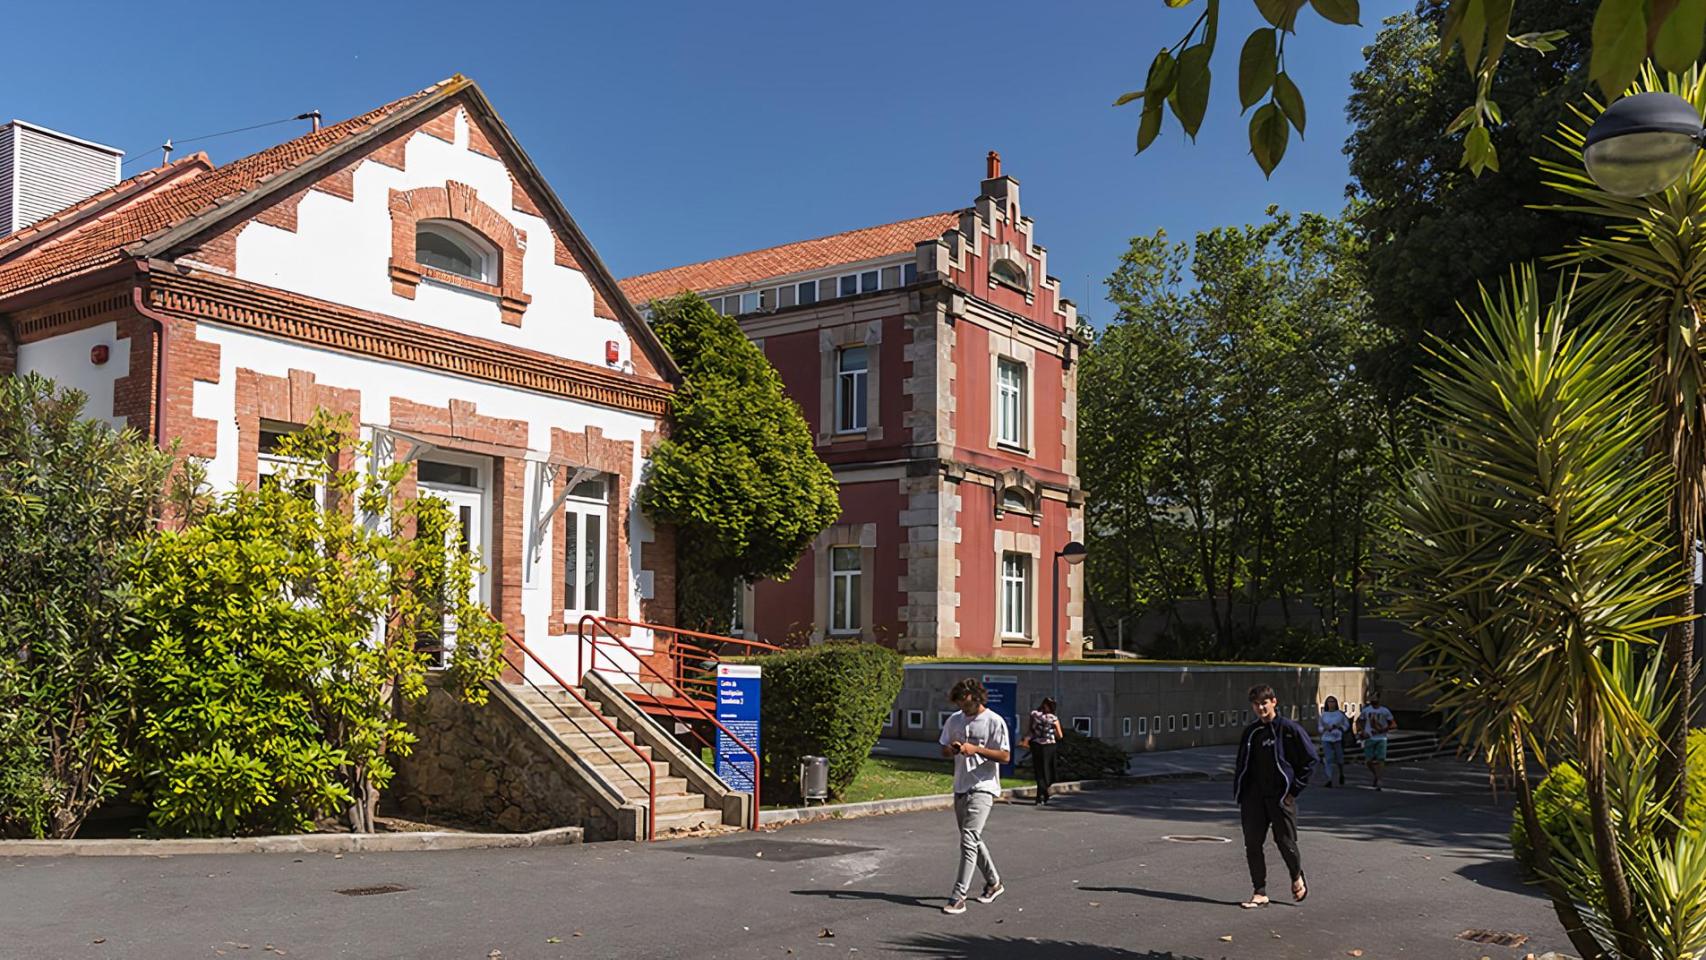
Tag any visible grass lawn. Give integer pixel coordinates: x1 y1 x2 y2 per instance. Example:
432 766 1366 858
695 749 962 808
834 755 956 804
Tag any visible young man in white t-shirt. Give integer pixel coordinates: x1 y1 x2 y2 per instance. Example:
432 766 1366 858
938 677 1011 915
1358 695 1397 791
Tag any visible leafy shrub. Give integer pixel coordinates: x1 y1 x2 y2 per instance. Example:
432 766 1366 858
126 413 504 835
1051 730 1130 782
0 375 173 838
1512 730 1706 869
750 643 903 804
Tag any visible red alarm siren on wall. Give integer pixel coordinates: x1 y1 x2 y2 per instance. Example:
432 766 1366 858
605 340 621 365
90 344 110 366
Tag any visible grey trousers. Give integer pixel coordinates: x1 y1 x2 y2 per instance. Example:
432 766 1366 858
952 791 1000 899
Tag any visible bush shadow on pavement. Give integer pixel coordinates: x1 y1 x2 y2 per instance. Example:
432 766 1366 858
887 934 1204 959
1077 884 1247 907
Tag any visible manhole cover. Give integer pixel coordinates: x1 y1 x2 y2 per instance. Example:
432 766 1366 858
1162 835 1232 843
336 883 410 897
1457 929 1529 947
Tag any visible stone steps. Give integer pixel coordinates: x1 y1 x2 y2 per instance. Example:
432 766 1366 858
513 683 725 838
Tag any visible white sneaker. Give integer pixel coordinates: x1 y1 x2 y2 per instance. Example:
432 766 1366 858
942 898 967 915
976 882 1005 904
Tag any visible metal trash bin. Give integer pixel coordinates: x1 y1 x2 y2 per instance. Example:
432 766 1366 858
800 755 829 804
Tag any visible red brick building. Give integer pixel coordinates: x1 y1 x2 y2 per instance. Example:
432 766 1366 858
622 154 1085 658
0 78 680 684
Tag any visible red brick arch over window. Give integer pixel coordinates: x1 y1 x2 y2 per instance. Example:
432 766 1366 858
388 181 532 326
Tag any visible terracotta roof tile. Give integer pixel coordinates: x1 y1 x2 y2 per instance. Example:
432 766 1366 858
0 80 453 297
618 211 962 305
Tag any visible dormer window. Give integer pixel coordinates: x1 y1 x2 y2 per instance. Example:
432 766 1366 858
416 221 493 283
991 257 1028 291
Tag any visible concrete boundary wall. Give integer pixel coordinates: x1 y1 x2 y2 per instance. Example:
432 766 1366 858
887 661 1373 753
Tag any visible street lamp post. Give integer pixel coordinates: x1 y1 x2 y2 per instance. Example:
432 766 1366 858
1583 91 1706 196
1051 540 1087 706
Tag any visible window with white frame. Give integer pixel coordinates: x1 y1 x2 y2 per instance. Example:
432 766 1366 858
835 346 868 434
830 545 862 634
739 291 761 315
257 424 325 505
798 281 818 306
906 709 924 729
860 270 879 293
1152 715 1161 734
562 476 608 616
1122 717 1133 736
997 358 1027 448
1138 716 1150 735
1000 551 1031 638
838 274 858 297
416 221 493 283
1072 716 1092 735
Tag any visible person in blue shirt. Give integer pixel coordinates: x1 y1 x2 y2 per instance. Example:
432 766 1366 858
1232 684 1318 908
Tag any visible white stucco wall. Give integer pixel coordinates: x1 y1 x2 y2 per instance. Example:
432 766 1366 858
232 108 633 371
16 322 132 429
190 324 654 682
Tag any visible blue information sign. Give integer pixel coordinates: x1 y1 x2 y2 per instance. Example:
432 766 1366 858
982 674 1018 778
716 664 762 792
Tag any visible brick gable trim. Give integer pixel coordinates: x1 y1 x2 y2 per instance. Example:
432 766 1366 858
143 271 672 417
128 80 679 385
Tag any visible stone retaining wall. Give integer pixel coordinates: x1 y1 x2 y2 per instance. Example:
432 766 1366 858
390 677 634 840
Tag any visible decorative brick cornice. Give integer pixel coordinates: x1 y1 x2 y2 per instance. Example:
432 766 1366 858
143 272 672 417
12 291 131 343
387 181 531 326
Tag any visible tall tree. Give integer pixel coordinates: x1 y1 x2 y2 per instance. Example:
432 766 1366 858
1081 210 1392 653
641 293 841 634
1345 2 1594 402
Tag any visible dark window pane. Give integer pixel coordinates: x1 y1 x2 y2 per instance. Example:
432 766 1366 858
839 275 858 297
903 262 918 284
419 461 477 487
584 513 602 611
416 227 483 281
565 513 580 605
860 271 879 293
798 282 817 306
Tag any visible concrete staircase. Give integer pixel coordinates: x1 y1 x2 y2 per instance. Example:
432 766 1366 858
510 683 730 835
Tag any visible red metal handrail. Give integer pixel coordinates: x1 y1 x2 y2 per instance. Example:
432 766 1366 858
577 615 766 830
587 616 784 702
489 620 657 841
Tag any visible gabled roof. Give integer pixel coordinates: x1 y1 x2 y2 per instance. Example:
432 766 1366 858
618 211 962 305
0 84 444 296
0 76 679 381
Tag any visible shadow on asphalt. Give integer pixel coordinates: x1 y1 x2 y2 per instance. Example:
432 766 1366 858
1076 884 1247 907
790 888 940 910
1455 855 1536 896
1045 761 1517 855
886 934 1205 959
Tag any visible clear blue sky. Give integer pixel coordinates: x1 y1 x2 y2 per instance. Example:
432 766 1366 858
13 1 1390 322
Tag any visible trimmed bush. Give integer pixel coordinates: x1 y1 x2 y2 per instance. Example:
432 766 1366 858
1511 730 1706 868
751 643 903 804
1051 730 1130 782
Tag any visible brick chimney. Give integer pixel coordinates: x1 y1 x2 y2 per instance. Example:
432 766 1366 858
980 149 1018 214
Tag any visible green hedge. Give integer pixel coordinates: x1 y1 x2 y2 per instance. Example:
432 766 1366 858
751 643 902 804
1020 730 1129 782
1511 730 1706 868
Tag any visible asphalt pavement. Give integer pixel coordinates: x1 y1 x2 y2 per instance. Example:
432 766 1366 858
0 760 1566 960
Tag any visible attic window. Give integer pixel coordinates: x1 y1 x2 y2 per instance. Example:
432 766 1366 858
991 257 1028 291
416 221 493 283
1001 488 1031 513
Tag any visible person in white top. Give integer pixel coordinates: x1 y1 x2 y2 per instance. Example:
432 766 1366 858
1317 696 1350 788
938 677 1011 915
1357 694 1398 791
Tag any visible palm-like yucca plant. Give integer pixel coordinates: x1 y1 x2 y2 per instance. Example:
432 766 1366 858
1386 267 1686 959
1541 65 1706 834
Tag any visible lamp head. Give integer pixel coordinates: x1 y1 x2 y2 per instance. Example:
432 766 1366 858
1584 92 1705 197
1058 540 1087 565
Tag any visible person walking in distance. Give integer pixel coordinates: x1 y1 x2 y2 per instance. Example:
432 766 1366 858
1318 696 1350 788
1358 693 1397 791
1232 684 1318 909
1020 697 1064 806
939 678 1011 915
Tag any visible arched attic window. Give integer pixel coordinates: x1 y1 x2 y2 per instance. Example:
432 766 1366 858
416 220 495 283
990 257 1029 291
1001 487 1031 513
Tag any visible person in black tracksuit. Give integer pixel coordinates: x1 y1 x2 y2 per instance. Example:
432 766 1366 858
1231 683 1318 909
